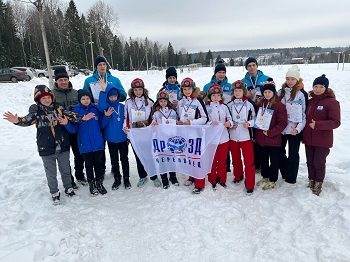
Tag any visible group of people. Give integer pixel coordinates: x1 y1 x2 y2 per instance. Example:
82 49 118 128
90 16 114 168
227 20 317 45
3 55 341 205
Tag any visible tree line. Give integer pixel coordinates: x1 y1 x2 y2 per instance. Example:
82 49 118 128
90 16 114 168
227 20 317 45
0 0 349 70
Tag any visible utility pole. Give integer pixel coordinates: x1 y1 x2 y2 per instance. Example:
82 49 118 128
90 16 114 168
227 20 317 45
33 0 53 88
89 29 94 71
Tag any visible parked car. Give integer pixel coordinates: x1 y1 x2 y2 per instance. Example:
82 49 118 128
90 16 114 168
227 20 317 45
36 65 74 78
0 68 29 82
12 67 36 80
78 69 92 76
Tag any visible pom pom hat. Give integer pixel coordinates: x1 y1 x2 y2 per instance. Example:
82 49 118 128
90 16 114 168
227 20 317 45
262 78 277 95
286 65 300 80
313 74 329 89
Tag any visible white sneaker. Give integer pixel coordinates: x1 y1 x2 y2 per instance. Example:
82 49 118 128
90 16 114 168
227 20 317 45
281 181 297 188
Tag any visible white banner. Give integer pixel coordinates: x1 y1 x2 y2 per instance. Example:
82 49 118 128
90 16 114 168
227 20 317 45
129 125 224 179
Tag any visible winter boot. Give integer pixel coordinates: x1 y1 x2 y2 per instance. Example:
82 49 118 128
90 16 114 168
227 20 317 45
71 180 79 190
307 179 315 190
246 188 254 196
51 192 60 205
219 183 227 188
65 188 76 197
256 177 269 187
262 181 276 190
232 175 244 185
169 173 179 186
112 177 121 190
88 180 99 196
137 177 148 187
212 183 217 191
192 187 203 194
312 181 323 196
77 178 88 186
162 178 170 189
184 178 194 186
124 177 132 189
96 178 107 195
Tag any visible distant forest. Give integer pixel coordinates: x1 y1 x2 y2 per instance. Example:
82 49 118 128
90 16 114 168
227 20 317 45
0 0 349 70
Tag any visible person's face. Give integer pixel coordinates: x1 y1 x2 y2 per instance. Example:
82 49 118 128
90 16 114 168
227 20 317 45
182 87 193 97
210 93 221 102
97 62 107 75
159 99 167 108
263 90 274 100
109 95 118 102
286 77 297 87
234 89 244 99
80 95 91 106
313 84 326 95
167 76 177 84
39 95 52 106
133 88 144 98
247 62 257 75
56 78 69 89
215 71 226 81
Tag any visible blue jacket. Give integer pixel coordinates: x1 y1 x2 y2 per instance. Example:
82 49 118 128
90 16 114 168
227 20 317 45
65 103 106 154
160 81 181 100
203 76 231 93
97 85 127 143
242 70 270 91
83 70 127 103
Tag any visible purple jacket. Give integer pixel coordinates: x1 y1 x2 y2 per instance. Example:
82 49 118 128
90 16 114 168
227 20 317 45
302 89 341 148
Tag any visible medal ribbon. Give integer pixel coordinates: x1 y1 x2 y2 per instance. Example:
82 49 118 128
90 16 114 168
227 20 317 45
158 108 172 120
233 100 246 117
249 75 259 89
261 101 270 116
132 98 144 111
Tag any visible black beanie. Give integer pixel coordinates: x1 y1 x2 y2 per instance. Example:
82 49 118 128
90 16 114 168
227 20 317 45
94 55 108 69
166 67 177 79
245 57 258 69
214 61 226 74
262 77 276 95
313 74 329 88
54 67 69 81
78 89 92 102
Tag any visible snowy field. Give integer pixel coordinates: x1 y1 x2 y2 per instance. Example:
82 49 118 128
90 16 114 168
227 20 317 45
0 63 349 262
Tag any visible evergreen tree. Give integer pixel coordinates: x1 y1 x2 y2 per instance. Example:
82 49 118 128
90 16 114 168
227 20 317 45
205 50 213 66
167 42 175 66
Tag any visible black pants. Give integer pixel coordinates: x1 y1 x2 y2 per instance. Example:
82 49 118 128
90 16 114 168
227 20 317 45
132 146 157 180
107 141 129 181
258 145 280 183
82 150 104 181
279 133 301 183
253 141 260 169
69 133 85 180
160 172 177 181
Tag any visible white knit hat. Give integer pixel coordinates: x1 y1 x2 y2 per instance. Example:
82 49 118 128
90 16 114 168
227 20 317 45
286 65 300 80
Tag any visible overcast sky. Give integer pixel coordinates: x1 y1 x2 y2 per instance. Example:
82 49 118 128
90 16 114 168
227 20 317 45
72 0 350 53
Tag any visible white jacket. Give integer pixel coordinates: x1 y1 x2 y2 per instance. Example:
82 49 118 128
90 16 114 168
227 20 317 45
278 87 306 134
151 107 177 124
227 98 256 142
123 97 153 129
177 96 207 125
205 102 232 144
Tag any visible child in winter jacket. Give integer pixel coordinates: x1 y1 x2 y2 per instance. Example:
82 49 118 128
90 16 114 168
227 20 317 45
98 83 131 190
278 65 307 186
159 67 181 107
177 77 209 194
205 84 232 191
254 78 288 190
123 78 160 188
3 85 94 205
150 90 179 188
302 75 341 196
64 90 108 196
227 80 256 195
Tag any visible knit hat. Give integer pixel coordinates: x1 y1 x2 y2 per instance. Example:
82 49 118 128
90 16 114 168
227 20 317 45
108 88 119 97
157 90 170 101
180 77 196 88
214 61 226 74
245 57 258 69
54 67 69 81
78 89 92 102
313 74 329 88
131 78 145 88
286 65 300 80
262 78 276 95
94 55 108 69
34 85 54 103
232 80 247 91
207 83 223 100
166 67 177 79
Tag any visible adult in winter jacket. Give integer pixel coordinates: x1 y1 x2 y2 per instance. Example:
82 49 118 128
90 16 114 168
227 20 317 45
52 67 85 188
302 74 341 196
203 61 232 104
83 55 127 104
278 65 306 186
3 85 93 205
254 79 288 190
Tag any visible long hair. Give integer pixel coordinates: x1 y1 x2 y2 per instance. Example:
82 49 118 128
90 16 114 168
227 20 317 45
280 77 304 101
127 87 151 106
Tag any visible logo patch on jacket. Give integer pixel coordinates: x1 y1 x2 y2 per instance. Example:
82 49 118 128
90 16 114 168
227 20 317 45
317 106 323 110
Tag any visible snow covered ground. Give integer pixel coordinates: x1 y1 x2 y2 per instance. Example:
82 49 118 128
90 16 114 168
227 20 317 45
0 63 349 262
